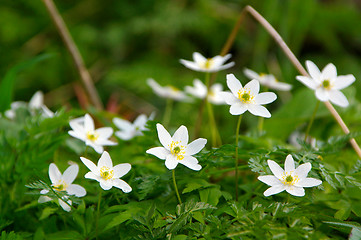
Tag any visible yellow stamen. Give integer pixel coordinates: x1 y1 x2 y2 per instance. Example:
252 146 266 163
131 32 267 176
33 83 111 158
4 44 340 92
322 79 332 90
53 181 68 191
100 166 114 180
86 131 99 142
281 172 300 186
169 141 185 161
237 89 254 104
203 58 213 69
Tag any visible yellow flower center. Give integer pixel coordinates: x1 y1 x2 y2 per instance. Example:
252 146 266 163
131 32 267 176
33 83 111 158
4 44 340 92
169 141 185 160
322 79 332 90
53 181 68 191
281 172 300 186
285 175 293 183
100 166 114 180
237 89 254 104
169 86 180 92
86 131 99 142
203 59 213 69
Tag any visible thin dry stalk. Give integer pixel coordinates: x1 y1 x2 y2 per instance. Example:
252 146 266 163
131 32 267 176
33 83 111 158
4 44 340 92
42 0 103 110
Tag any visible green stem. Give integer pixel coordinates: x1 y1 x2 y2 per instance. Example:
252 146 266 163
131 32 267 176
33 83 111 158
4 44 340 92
235 115 242 201
304 100 320 142
96 190 102 240
162 98 173 127
205 72 221 147
172 169 182 205
194 99 205 138
258 117 264 134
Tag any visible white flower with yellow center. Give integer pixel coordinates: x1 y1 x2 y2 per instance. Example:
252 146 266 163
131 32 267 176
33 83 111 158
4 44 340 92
113 113 154 141
185 79 225 105
146 124 207 171
180 52 235 73
147 78 189 101
296 60 355 107
68 113 117 154
38 163 86 212
80 151 132 192
220 74 277 118
243 68 292 91
258 154 322 197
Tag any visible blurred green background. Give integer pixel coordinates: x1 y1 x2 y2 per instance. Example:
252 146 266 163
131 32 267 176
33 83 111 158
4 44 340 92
1 0 361 142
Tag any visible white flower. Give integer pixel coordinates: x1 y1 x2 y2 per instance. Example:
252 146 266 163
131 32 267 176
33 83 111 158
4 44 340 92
113 113 154 140
68 113 117 154
38 163 86 212
243 68 292 91
80 151 132 192
5 91 54 119
296 60 355 107
146 123 207 171
185 79 225 105
220 74 277 118
147 78 189 101
258 154 322 197
180 52 235 72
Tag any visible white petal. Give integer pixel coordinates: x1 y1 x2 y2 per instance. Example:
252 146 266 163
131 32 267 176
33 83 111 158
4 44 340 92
88 143 104 154
216 62 235 71
333 75 355 90
267 160 284 179
99 179 113 190
146 147 169 160
68 130 86 142
180 156 202 171
263 185 286 196
40 189 49 194
284 155 295 173
244 79 260 95
258 175 281 186
84 171 100 181
247 104 271 118
255 92 277 105
62 164 79 185
98 151 113 168
294 162 311 180
186 138 207 155
322 63 337 80
84 114 95 131
226 74 243 97
243 68 260 80
49 163 61 184
165 155 178 170
298 178 322 187
172 125 189 145
296 76 317 90
285 186 305 197
115 131 134 140
96 127 114 140
306 60 321 80
113 163 131 178
220 92 238 105
156 123 172 150
97 139 118 146
112 179 132 193
230 103 247 115
38 196 52 203
147 78 167 97
134 114 148 128
179 60 203 72
67 184 86 197
29 91 44 109
269 81 292 91
59 199 72 212
80 157 99 174
315 88 330 102
193 52 206 64
329 90 349 107
113 117 133 131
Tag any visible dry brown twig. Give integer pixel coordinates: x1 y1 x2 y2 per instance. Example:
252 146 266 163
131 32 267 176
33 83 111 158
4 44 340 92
220 5 361 159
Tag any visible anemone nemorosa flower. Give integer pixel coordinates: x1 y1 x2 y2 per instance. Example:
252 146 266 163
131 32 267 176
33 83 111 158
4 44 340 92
185 79 225 105
38 163 86 212
180 52 235 73
243 68 292 91
147 78 189 101
258 154 322 197
80 151 132 192
113 113 154 141
146 124 207 171
220 74 277 118
296 60 355 107
68 113 117 154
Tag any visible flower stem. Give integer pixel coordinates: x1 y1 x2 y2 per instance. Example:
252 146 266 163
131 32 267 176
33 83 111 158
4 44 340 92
235 114 243 201
205 72 221 147
172 169 182 205
162 98 173 127
304 100 320 142
96 190 102 240
194 99 205 138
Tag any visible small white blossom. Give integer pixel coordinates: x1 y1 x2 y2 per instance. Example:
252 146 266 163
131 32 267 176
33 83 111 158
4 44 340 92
180 52 235 72
185 79 225 105
243 68 292 91
258 154 322 197
220 74 277 118
147 78 189 101
38 163 86 212
68 113 117 154
80 151 132 192
113 113 154 140
5 91 54 119
146 124 207 171
296 60 355 107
